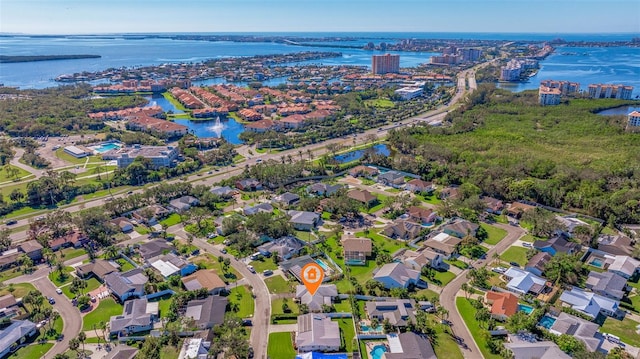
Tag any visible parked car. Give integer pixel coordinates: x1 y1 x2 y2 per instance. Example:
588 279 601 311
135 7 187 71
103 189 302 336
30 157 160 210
522 242 532 248
56 288 62 295
509 261 521 267
248 347 254 358
247 265 256 273
263 270 273 276
220 249 227 254
242 319 253 326
492 267 507 274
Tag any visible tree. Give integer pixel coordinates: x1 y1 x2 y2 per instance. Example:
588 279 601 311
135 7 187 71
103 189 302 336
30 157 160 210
69 338 80 357
545 253 584 286
556 334 586 355
281 298 291 313
76 295 90 309
461 283 471 299
104 245 119 260
70 277 88 296
0 228 11 252
78 331 86 353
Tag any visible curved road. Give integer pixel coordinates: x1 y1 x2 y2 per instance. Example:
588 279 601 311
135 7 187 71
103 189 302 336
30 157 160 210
440 223 525 359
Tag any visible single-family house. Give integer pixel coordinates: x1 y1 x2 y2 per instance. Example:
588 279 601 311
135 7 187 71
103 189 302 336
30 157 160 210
138 239 174 261
109 298 158 336
407 206 437 225
342 236 372 266
504 267 548 296
110 217 134 233
442 219 479 239
210 186 236 198
504 337 570 359
382 332 437 359
0 295 20 319
235 178 262 191
48 231 87 251
506 202 536 218
288 210 320 231
243 202 273 216
104 269 148 302
132 204 170 225
347 189 378 206
76 259 118 282
295 314 341 352
257 236 305 260
533 236 580 256
559 287 621 319
525 252 552 277
382 219 422 241
439 186 460 200
485 291 519 321
555 216 589 237
483 196 505 214
148 253 197 278
273 192 300 207
423 232 462 258
373 262 421 289
279 255 322 283
168 195 199 213
178 338 210 359
0 320 37 358
549 312 603 352
103 345 138 359
596 234 634 257
349 165 379 178
365 299 416 327
184 295 228 329
307 183 343 197
17 240 43 261
181 269 226 295
404 179 434 194
608 255 640 279
295 284 338 313
377 171 405 187
585 271 628 300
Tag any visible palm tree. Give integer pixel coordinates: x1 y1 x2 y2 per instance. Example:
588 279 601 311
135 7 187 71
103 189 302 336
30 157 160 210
78 331 86 353
104 245 119 260
461 283 470 299
69 338 80 357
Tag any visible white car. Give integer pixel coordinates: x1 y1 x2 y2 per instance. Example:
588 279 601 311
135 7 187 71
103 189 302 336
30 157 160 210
247 265 256 273
56 288 62 295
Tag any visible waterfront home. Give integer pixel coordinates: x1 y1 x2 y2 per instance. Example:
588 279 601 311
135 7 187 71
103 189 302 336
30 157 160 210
126 115 189 139
525 252 552 277
185 295 228 329
349 165 379 178
109 298 158 337
549 312 602 352
365 299 416 327
181 269 226 295
342 236 372 266
442 219 479 239
295 314 341 352
104 269 148 302
383 332 437 359
533 235 580 256
0 320 37 358
238 108 263 121
377 170 405 187
485 291 519 321
559 287 621 319
76 259 118 282
148 253 197 278
288 210 320 231
504 267 548 296
295 284 338 313
245 119 278 133
585 271 629 300
373 262 421 289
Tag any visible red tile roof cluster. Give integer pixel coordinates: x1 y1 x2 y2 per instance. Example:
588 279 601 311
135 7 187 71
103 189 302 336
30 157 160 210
170 87 205 109
127 115 189 135
88 106 163 120
245 119 277 130
211 85 247 104
238 109 263 121
277 105 310 116
190 87 237 110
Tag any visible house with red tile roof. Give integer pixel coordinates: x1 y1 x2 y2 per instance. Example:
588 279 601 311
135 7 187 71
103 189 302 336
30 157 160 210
48 231 88 251
126 116 189 138
238 109 263 122
485 291 519 321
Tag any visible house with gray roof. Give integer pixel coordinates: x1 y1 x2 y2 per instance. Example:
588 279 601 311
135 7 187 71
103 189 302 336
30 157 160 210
295 313 341 352
607 255 640 279
109 298 158 336
525 252 552 277
296 284 338 313
382 219 422 240
504 267 548 296
384 332 436 359
585 271 629 300
76 259 119 282
365 299 416 327
273 192 300 206
596 234 634 256
373 262 421 289
0 295 19 319
185 295 228 329
288 210 320 231
148 253 197 278
534 235 580 256
138 239 174 261
559 287 621 319
105 269 148 302
168 195 199 213
346 189 377 206
280 255 321 283
243 202 273 216
377 171 405 187
342 236 372 266
258 236 305 260
103 345 138 359
0 320 37 358
505 336 570 359
307 183 342 197
210 186 235 198
549 312 603 352
442 219 479 239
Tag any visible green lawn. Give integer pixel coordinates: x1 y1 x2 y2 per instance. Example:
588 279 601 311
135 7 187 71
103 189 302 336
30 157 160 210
0 268 27 283
427 270 457 286
0 282 36 298
160 345 181 359
456 297 501 359
151 296 173 318
271 298 300 315
48 266 75 286
355 230 405 256
55 148 102 165
416 193 442 205
134 225 150 235
228 285 255 318
160 213 182 227
191 253 242 282
264 275 294 294
82 298 123 331
0 164 30 182
62 277 101 299
268 332 296 358
336 318 356 352
333 299 353 313
481 223 508 245
601 317 640 347
425 313 464 359
249 258 278 272
7 342 53 359
365 98 395 108
115 258 135 272
499 246 529 266
445 258 469 270
60 247 87 260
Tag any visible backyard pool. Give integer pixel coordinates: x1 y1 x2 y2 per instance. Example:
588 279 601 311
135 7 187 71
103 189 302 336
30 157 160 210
590 258 604 268
90 142 122 153
370 345 388 359
360 323 384 333
316 259 330 271
538 315 556 329
518 304 534 314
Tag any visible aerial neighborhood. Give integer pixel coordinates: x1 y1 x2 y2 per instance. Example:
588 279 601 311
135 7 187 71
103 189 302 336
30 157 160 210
0 32 639 359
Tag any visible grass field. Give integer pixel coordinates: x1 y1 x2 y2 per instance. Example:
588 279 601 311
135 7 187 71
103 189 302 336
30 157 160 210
0 165 30 182
601 317 640 347
481 223 508 245
60 247 87 260
427 270 457 286
0 282 36 298
264 275 294 294
267 332 296 358
48 266 75 286
191 253 242 282
249 258 278 272
228 285 255 318
336 317 356 352
82 298 123 331
7 342 54 359
271 298 300 315
365 98 395 108
456 297 501 359
499 246 528 266
62 277 101 299
160 213 182 227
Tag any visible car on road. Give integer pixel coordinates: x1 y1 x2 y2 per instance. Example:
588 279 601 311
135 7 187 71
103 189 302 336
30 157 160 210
256 159 262 162
248 347 254 358
509 261 521 267
56 288 62 294
4 219 17 225
220 249 227 254
207 171 213 174
247 265 255 273
127 191 134 195
56 334 64 341
48 297 55 304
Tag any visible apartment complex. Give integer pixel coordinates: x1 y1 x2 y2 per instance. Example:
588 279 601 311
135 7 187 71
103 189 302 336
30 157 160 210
500 59 538 81
111 145 180 169
538 86 562 106
587 84 634 99
430 47 482 65
628 111 640 127
372 54 400 74
539 80 580 95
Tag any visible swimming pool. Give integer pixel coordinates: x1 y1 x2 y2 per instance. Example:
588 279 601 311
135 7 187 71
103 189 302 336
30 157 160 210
370 345 388 359
538 315 556 329
91 142 122 153
518 304 534 314
360 323 383 333
315 259 329 271
590 258 604 268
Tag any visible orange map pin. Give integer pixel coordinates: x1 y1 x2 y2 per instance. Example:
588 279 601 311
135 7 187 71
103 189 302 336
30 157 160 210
301 262 324 296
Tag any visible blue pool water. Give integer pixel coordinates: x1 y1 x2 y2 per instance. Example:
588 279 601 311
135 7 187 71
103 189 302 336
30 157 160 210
315 259 329 271
590 258 604 268
92 142 122 153
518 304 534 314
370 345 388 359
334 144 390 163
360 324 383 333
538 315 556 329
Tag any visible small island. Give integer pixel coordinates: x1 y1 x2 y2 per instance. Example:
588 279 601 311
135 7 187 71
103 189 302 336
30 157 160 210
0 54 101 63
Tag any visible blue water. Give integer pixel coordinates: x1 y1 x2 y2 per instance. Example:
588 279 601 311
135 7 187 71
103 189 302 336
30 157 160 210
145 95 184 114
90 141 122 153
315 259 329 271
590 258 604 267
597 106 640 116
538 315 556 329
173 117 245 145
360 324 383 333
518 304 534 314
370 345 388 359
334 144 390 163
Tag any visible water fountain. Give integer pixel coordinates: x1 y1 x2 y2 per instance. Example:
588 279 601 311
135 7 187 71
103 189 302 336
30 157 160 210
208 116 226 138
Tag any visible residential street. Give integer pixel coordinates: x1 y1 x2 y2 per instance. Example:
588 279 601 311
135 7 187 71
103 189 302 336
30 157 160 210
440 223 525 359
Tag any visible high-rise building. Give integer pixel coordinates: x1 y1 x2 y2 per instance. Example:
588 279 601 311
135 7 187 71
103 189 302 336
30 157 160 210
538 86 562 106
540 80 580 95
372 54 400 74
459 48 482 62
588 84 634 100
628 111 640 127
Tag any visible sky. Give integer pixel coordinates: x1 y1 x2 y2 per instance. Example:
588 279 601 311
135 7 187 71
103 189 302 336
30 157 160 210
1 0 639 34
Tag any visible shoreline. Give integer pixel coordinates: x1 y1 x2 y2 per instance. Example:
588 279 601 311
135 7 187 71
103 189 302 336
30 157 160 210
0 54 101 63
